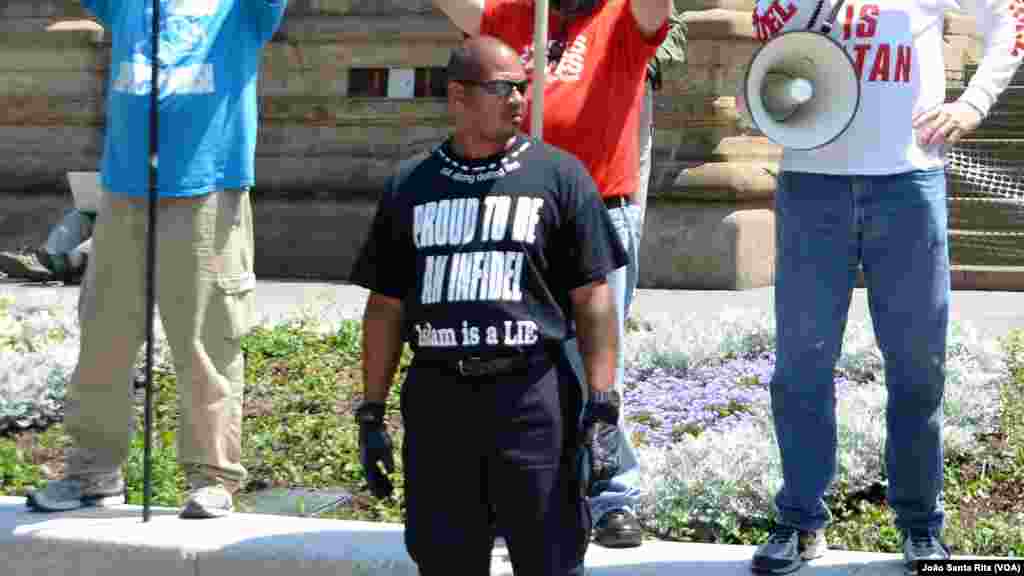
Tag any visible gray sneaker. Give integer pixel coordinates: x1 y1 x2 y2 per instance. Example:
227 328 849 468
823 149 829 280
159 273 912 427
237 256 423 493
180 482 234 519
903 530 949 574
751 524 828 574
26 473 125 512
179 465 236 519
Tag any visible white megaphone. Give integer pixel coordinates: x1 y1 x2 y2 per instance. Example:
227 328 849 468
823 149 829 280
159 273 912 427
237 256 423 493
742 27 860 150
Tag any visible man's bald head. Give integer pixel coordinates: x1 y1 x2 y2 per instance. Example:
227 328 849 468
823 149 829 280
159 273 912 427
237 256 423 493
446 35 522 83
446 35 526 158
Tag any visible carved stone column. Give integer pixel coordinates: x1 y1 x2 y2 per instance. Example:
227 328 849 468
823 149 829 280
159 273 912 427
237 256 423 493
643 0 778 289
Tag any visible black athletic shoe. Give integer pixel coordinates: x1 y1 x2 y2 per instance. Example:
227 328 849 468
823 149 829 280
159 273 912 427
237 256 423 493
593 508 643 548
751 524 827 574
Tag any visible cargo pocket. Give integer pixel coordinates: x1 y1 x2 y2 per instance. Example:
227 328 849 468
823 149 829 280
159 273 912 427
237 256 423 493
215 270 256 339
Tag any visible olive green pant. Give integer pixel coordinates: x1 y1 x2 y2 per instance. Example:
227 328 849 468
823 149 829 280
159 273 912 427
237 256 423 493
65 188 255 490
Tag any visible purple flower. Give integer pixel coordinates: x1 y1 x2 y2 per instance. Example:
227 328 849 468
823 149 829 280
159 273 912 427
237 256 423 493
624 349 878 450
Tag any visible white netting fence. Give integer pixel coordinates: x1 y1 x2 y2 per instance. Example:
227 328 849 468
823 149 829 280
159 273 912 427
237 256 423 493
946 141 1024 201
944 141 1024 266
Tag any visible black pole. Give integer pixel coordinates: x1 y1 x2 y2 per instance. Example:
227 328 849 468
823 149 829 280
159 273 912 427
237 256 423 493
143 0 160 523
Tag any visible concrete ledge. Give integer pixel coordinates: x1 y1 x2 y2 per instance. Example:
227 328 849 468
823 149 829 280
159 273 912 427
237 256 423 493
253 198 376 281
0 496 955 575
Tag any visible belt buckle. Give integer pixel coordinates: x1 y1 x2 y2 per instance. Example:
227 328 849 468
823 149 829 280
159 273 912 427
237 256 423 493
457 356 484 377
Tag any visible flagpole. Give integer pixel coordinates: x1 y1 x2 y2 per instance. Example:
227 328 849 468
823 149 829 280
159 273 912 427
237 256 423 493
143 0 160 523
531 0 548 139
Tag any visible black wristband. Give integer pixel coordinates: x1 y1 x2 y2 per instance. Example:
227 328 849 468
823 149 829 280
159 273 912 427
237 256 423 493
355 401 386 426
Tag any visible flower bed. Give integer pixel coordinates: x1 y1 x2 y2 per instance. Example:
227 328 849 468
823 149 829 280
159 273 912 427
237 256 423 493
0 296 172 433
1 296 1021 553
0 296 79 431
624 309 1008 541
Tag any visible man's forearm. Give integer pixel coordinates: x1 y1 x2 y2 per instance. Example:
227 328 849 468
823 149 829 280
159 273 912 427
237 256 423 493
361 294 405 403
573 283 618 393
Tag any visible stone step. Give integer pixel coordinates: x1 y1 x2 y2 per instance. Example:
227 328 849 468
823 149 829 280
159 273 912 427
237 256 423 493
949 265 1024 291
962 120 1024 140
948 197 1024 230
950 229 1024 267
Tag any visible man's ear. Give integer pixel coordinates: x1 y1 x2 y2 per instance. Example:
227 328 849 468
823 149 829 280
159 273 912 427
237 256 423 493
447 80 464 105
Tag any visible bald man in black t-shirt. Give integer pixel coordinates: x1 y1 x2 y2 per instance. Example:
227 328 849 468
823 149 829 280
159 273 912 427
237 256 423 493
349 36 626 576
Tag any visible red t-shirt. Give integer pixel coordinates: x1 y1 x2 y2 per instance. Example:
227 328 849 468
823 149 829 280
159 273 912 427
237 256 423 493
481 0 668 199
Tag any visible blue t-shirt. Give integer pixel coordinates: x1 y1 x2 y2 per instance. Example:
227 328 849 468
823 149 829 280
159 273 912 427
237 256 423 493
82 0 287 197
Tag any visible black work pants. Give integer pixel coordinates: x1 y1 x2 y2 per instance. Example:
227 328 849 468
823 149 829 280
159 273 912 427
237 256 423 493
401 352 588 576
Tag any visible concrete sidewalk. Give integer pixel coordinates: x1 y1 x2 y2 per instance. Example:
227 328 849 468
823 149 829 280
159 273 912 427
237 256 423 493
3 278 1024 339
0 497 986 576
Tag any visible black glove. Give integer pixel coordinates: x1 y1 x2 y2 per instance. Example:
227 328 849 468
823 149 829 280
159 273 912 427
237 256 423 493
355 401 394 499
581 390 622 497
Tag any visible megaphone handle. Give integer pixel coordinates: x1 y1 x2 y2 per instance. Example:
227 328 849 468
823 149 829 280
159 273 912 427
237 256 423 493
819 0 847 33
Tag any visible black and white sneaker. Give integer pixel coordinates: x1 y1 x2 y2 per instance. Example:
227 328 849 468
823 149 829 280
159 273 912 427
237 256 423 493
903 530 950 574
751 524 827 574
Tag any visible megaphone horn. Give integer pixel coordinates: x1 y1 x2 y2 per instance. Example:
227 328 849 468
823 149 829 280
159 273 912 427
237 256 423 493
761 72 814 121
742 30 861 151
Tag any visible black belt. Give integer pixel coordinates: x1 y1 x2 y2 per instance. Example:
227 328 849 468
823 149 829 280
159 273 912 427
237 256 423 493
456 355 532 377
603 195 631 209
417 348 551 378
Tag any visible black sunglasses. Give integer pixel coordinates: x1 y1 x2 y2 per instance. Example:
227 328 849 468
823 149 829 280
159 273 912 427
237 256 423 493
459 79 529 98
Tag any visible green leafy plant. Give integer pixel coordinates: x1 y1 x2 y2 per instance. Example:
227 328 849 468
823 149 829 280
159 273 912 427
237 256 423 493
123 428 186 508
2 299 1023 557
0 439 43 492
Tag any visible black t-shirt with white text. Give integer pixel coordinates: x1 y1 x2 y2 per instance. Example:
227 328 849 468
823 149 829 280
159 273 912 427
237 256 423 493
350 134 627 359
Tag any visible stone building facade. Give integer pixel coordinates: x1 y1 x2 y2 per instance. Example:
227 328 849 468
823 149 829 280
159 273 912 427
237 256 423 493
0 0 997 288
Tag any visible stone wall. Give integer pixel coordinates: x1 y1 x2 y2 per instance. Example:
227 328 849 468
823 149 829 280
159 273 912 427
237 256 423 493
0 0 458 196
0 0 996 288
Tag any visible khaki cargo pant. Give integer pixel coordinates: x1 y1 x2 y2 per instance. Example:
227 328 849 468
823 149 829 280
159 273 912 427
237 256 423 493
64 188 255 491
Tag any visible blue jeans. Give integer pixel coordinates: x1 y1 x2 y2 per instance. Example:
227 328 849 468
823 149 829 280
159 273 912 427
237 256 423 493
771 169 949 535
566 199 644 524
562 85 651 528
